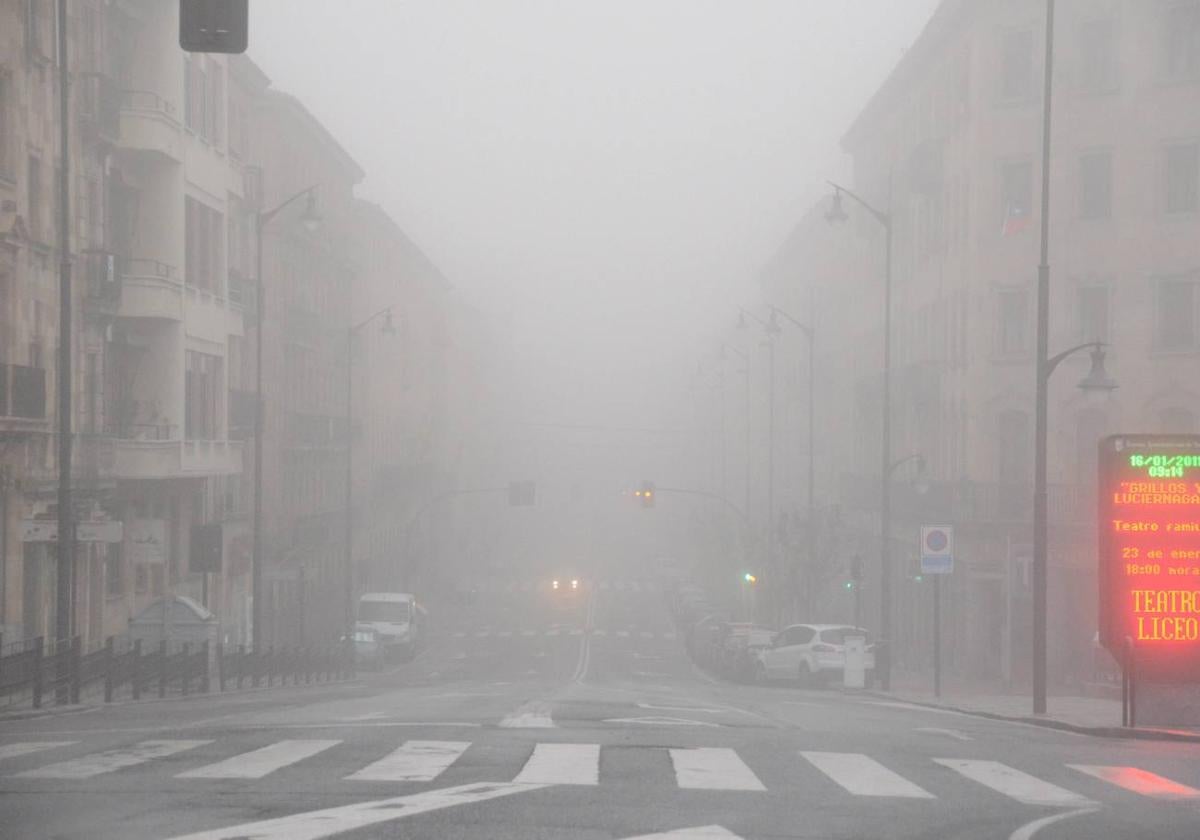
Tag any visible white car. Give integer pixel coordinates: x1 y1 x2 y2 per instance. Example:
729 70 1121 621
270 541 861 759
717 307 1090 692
755 624 875 685
358 592 422 660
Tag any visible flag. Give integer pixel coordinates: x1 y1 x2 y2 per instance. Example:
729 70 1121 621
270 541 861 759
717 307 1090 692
1002 200 1030 237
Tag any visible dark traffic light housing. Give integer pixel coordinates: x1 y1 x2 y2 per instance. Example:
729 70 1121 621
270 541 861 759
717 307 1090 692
180 0 249 54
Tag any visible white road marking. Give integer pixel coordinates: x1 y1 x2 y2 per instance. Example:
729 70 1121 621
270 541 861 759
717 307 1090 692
569 629 583 636
616 630 630 638
546 628 561 636
1008 807 1100 840
521 629 536 637
513 742 599 785
631 581 641 593
346 740 471 782
497 630 512 637
914 727 973 741
164 781 549 840
14 739 209 779
1068 764 1200 800
593 629 608 637
452 632 466 638
499 701 555 728
624 827 742 840
664 632 677 640
0 742 76 761
801 751 934 799
669 747 765 791
474 630 490 638
640 631 654 639
637 703 725 714
178 740 340 779
934 759 1095 807
606 716 719 727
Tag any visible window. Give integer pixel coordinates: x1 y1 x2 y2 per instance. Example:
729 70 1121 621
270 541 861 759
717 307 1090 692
185 350 222 439
1079 18 1117 92
27 155 42 241
999 159 1032 228
104 544 123 597
1001 28 1035 100
1166 142 1200 213
184 55 223 145
996 288 1029 355
184 196 224 292
1156 278 1197 351
996 409 1031 485
0 70 12 180
1166 2 1200 79
1079 151 1112 219
1078 285 1110 343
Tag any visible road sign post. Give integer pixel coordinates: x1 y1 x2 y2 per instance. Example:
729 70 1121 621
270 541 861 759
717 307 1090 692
921 526 954 698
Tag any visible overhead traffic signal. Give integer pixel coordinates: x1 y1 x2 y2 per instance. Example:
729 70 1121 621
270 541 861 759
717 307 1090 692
633 480 656 508
743 572 758 584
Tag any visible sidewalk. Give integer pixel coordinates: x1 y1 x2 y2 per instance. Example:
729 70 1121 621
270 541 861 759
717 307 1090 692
873 672 1200 743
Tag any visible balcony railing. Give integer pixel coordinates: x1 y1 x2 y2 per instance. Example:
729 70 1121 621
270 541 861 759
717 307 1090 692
84 251 121 314
120 89 177 118
102 422 177 441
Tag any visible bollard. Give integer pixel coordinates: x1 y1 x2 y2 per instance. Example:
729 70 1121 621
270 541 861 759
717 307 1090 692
132 639 143 700
237 644 245 690
182 642 191 696
158 639 168 698
201 641 211 693
216 642 226 692
266 646 274 687
104 636 115 703
70 636 82 704
32 637 44 709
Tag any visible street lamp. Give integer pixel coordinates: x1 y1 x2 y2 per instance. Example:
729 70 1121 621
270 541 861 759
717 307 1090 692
1033 339 1116 712
252 184 321 651
826 178 895 688
720 342 750 517
739 307 778 618
766 305 816 617
345 305 397 636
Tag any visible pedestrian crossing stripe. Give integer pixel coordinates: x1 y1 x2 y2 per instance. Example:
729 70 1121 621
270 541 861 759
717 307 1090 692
346 741 471 782
178 740 340 779
7 742 1196 804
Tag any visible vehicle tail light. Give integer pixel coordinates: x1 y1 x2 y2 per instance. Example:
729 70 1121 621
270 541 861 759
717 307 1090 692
811 643 837 653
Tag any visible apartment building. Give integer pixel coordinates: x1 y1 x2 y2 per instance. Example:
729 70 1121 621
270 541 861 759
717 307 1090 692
762 0 1200 686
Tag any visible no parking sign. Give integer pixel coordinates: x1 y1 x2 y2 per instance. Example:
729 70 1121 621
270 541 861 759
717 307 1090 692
920 526 954 575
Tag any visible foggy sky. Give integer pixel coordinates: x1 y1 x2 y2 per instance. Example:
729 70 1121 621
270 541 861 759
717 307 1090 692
249 1 940 428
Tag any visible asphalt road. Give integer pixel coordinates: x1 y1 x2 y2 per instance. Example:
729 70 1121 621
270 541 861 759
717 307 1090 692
3 577 1200 839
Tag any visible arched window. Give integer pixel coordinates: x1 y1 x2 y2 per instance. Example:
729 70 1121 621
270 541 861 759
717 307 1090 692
996 409 1030 485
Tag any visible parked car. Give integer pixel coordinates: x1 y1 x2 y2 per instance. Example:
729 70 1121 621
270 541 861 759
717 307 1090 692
358 592 422 661
755 624 875 685
716 622 777 682
348 624 385 671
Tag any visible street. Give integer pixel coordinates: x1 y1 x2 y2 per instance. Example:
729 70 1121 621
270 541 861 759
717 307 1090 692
2 581 1199 840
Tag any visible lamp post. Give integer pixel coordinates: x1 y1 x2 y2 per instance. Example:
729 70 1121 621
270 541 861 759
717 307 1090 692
739 308 780 617
826 178 895 688
345 306 397 636
767 305 816 616
1033 341 1117 712
252 186 320 650
720 343 750 518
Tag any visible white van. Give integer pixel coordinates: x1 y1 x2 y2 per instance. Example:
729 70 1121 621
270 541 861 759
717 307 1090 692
358 593 421 660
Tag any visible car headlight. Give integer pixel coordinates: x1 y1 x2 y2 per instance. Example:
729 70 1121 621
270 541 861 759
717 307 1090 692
571 579 579 590
552 580 560 590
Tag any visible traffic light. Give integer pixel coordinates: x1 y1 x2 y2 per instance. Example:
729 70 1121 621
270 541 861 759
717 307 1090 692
633 480 656 508
180 0 249 53
742 572 757 584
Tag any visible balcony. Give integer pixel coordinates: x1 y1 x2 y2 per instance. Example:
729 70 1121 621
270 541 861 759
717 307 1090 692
117 259 183 321
0 364 48 432
118 90 182 162
94 424 243 480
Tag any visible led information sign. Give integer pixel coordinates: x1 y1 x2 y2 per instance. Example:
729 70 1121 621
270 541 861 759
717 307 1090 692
1099 434 1200 680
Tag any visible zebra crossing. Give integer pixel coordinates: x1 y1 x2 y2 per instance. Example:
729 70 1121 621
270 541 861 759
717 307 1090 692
4 737 1200 806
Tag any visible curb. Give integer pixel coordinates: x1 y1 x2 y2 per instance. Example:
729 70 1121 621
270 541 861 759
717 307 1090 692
860 690 1200 743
